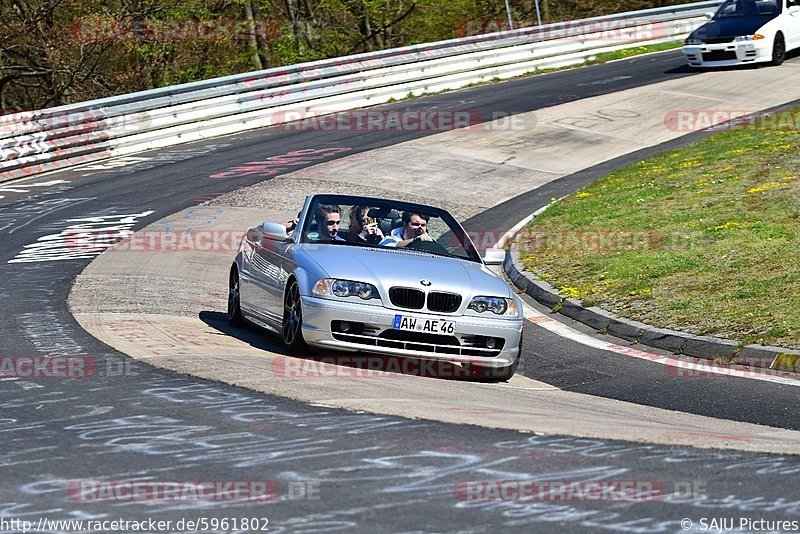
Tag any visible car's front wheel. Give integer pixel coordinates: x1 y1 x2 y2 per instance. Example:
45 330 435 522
282 279 308 353
771 34 785 66
228 266 246 327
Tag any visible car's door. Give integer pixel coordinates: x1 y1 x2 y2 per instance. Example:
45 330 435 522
784 0 800 49
238 227 273 319
252 231 293 324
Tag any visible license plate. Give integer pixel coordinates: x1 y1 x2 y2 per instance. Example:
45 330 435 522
393 314 455 335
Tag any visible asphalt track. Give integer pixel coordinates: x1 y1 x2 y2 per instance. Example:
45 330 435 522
3 50 800 532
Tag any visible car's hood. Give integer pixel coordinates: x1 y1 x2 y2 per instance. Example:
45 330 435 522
296 245 511 298
690 16 774 40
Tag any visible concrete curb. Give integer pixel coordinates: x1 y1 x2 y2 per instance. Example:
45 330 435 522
504 244 800 374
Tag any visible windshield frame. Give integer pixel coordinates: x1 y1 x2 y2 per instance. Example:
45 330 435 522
713 0 781 18
297 194 483 264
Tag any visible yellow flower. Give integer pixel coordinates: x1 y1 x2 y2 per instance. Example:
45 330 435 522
629 288 652 297
747 182 783 194
559 286 580 300
712 221 743 231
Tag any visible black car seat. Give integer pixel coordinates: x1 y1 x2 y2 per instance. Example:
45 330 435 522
380 209 402 237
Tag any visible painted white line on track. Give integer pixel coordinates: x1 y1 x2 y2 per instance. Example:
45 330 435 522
521 303 800 387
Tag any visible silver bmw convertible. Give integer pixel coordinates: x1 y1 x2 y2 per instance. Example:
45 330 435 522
228 194 523 380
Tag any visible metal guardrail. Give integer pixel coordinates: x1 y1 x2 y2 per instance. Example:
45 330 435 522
0 0 719 182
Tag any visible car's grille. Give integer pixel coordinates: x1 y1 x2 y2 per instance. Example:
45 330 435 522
427 291 461 313
703 37 733 44
703 50 736 61
330 322 503 357
389 287 425 309
389 287 461 312
379 329 460 352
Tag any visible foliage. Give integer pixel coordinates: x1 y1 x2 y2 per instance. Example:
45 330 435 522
0 0 686 112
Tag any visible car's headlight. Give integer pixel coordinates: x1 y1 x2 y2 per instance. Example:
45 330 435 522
468 296 517 316
734 34 765 41
313 278 380 301
684 38 703 45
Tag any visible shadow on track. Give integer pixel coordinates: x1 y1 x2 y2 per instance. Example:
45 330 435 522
199 309 490 381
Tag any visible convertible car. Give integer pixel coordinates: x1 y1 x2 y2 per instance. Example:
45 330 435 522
682 0 800 67
228 194 523 380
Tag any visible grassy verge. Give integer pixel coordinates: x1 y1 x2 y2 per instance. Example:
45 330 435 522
519 107 800 348
583 41 683 65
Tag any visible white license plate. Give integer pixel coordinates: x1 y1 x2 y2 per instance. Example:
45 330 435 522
393 314 455 334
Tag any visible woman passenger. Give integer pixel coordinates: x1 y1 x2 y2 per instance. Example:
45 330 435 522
349 206 384 245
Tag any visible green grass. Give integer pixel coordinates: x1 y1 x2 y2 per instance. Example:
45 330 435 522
519 107 800 348
584 41 683 65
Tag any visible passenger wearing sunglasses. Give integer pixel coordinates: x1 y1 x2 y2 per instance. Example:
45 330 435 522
314 204 346 241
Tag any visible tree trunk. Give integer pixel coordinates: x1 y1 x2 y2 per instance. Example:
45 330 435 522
244 1 264 70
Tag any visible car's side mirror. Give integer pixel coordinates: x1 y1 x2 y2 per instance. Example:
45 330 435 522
703 11 714 18
482 248 506 265
260 221 291 242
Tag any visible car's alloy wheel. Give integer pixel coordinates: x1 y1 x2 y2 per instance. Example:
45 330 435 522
771 34 785 66
282 280 307 352
228 267 245 326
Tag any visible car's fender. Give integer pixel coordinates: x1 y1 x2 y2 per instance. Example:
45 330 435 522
289 266 322 298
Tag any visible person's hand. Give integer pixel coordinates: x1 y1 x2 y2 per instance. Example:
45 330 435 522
365 222 380 235
416 232 433 242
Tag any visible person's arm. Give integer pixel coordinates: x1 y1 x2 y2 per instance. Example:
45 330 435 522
396 233 433 248
283 212 301 232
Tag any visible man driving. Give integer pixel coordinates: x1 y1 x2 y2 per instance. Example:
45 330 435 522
379 211 434 248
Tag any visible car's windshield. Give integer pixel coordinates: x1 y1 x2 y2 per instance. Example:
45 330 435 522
298 195 482 263
714 0 780 18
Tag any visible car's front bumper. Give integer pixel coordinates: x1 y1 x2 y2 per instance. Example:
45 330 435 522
300 295 523 368
683 41 771 67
